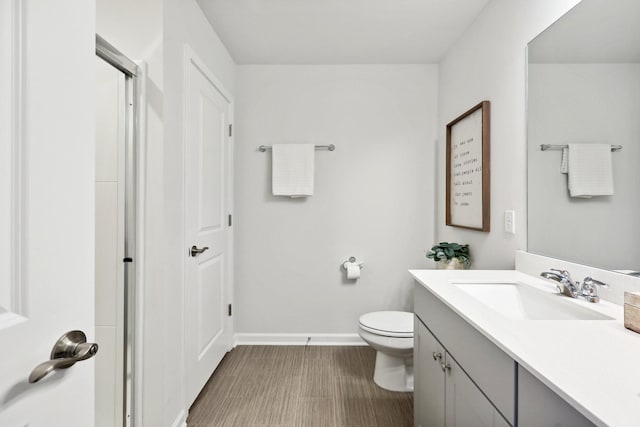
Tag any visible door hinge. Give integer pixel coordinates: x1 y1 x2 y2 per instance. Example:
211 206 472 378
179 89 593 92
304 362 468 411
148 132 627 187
228 214 232 227
228 304 232 316
228 124 232 137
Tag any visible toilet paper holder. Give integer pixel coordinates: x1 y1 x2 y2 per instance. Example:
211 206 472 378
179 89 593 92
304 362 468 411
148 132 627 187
342 256 364 270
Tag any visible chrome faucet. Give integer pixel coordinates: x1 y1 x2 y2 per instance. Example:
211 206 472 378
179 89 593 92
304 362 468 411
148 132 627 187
540 269 608 303
540 269 579 298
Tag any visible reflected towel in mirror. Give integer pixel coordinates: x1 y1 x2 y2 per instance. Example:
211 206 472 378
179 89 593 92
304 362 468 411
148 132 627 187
567 143 614 198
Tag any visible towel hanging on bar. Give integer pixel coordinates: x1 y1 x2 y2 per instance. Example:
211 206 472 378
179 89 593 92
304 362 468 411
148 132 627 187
271 144 315 198
567 143 614 198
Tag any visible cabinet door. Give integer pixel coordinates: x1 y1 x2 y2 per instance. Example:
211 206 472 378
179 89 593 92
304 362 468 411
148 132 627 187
445 355 510 427
518 365 595 427
415 318 446 427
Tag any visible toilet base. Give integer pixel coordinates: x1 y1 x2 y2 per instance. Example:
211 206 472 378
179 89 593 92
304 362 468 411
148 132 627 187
373 351 414 392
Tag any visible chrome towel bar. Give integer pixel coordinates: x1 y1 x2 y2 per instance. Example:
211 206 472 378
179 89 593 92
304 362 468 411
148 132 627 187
540 144 622 152
259 144 335 152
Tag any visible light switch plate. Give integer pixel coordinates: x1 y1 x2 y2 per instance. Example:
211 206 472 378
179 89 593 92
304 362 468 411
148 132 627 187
504 210 515 234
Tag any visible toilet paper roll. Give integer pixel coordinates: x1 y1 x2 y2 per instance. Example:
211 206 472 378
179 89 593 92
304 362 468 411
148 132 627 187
347 264 361 280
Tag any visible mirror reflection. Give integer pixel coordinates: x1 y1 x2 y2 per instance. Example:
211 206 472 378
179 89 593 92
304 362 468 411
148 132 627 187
527 0 640 273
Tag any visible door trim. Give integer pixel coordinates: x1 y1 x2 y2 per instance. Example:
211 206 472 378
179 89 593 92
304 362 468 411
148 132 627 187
181 43 234 409
9 0 25 318
1 0 26 324
131 59 147 427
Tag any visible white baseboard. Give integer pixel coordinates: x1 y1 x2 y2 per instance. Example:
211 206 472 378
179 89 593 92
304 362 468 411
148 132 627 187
171 409 187 427
234 333 366 346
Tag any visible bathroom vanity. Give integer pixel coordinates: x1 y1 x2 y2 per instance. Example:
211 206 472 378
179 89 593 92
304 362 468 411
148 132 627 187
411 255 640 427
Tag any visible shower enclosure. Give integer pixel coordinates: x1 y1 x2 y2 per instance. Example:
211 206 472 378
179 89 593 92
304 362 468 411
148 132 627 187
95 35 140 427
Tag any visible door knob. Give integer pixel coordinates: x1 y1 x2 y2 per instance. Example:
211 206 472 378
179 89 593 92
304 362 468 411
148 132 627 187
190 245 209 257
29 330 98 383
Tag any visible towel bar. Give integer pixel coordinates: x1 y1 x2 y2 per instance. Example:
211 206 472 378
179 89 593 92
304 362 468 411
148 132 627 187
540 144 622 152
259 144 335 152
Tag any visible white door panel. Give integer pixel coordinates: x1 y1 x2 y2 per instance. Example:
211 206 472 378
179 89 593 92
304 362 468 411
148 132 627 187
197 256 224 355
184 48 232 406
0 1 96 426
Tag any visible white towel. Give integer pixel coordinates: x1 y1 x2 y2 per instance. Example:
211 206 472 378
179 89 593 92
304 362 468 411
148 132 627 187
272 144 315 198
560 147 568 174
567 143 614 198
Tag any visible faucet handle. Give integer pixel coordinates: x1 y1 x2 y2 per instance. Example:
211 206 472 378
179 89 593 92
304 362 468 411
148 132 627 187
551 269 573 283
583 276 608 288
580 277 608 303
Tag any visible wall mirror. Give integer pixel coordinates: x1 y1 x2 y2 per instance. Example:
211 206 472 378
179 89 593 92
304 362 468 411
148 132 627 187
527 0 640 274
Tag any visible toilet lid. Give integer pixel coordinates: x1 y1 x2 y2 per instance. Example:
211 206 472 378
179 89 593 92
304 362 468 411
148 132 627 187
359 311 414 338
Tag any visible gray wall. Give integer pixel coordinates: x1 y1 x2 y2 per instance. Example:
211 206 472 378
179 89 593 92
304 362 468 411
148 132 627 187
235 65 437 335
436 0 582 269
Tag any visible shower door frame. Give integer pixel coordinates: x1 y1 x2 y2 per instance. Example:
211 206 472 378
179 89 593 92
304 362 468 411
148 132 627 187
95 34 143 427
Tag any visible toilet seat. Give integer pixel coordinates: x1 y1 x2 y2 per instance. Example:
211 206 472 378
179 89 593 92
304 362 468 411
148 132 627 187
359 311 413 338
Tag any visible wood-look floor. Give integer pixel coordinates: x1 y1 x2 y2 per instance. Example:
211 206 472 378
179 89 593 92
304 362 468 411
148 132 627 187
187 346 413 427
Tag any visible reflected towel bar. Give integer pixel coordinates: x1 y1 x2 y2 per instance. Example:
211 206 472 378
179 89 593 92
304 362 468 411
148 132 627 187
259 144 335 152
540 144 622 152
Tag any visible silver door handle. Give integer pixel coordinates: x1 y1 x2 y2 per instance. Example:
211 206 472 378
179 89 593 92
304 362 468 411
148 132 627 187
190 245 209 257
29 330 98 383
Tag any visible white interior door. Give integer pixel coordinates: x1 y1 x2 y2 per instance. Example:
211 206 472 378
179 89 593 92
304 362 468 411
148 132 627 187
184 48 232 406
0 1 96 426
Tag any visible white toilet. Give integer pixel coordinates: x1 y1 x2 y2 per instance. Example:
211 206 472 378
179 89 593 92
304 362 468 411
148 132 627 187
358 311 414 392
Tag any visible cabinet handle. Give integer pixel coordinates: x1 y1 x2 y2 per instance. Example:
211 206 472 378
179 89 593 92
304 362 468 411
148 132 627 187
432 351 442 361
441 362 451 372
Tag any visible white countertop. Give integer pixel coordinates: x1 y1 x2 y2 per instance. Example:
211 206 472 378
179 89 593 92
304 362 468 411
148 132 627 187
410 269 640 427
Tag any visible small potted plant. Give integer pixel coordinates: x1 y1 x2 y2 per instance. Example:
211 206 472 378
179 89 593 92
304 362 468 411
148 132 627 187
426 242 471 270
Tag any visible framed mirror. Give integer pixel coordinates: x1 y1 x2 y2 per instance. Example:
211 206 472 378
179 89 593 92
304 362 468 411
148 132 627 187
527 0 640 274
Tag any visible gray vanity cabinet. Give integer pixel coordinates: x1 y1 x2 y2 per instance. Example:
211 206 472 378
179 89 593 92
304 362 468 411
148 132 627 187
518 366 596 427
414 281 600 427
414 284 515 426
415 318 510 427
445 356 511 427
415 318 445 427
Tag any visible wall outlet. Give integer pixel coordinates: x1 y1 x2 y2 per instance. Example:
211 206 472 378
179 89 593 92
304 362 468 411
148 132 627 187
504 210 515 234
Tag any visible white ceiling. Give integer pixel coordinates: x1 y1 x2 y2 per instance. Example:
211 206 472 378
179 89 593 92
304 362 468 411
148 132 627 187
196 0 491 64
529 0 640 64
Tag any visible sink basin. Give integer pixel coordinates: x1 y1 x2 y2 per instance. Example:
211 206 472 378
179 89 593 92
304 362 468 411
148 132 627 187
454 282 614 321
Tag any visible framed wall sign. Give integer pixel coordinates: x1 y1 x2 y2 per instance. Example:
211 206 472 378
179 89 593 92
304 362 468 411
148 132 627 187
446 101 490 232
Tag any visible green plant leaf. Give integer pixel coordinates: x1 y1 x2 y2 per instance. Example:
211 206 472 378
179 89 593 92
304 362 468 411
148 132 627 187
428 242 471 264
